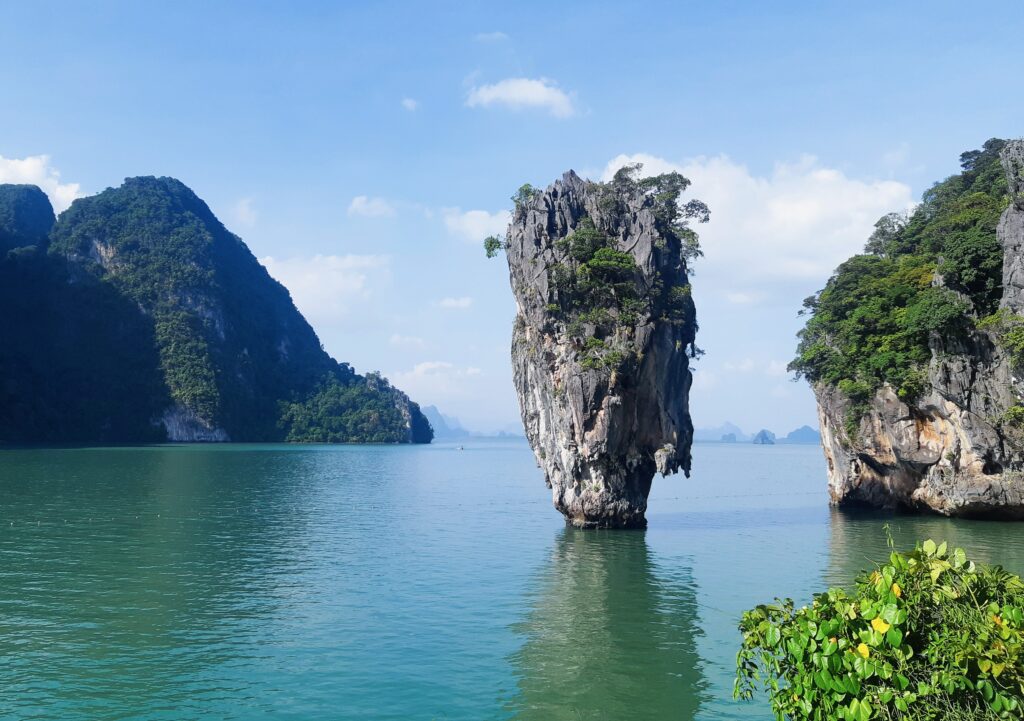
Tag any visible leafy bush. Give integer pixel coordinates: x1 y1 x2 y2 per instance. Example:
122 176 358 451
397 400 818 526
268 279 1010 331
1002 405 1024 429
483 235 504 258
736 539 1024 720
979 309 1024 367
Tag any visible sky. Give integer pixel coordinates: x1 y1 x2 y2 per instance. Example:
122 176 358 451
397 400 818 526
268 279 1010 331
1 0 1023 433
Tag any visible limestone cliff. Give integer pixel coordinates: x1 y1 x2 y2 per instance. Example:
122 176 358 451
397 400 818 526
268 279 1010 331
815 141 1024 517
503 168 705 528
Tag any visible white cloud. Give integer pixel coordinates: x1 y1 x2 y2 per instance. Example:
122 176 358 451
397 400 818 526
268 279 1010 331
474 31 508 42
401 98 419 111
600 153 915 295
0 154 82 213
765 360 790 377
390 333 426 349
442 207 510 242
347 195 396 218
390 361 486 404
466 77 575 118
438 296 473 309
260 254 390 325
233 197 257 227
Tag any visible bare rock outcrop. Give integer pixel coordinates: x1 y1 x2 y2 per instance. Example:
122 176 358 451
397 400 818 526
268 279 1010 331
503 168 705 528
817 141 1024 517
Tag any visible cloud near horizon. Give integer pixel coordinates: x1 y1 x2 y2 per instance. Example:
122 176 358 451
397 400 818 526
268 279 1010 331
0 154 82 212
466 77 575 118
260 254 390 327
389 361 483 408
600 152 915 300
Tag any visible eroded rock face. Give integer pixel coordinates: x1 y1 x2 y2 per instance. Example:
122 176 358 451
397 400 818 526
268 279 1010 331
817 141 1024 517
505 170 700 528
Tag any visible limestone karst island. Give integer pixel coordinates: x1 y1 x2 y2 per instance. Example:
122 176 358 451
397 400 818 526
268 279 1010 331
3 3 1024 720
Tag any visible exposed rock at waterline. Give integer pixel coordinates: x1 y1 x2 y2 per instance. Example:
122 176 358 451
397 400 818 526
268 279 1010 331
814 141 1024 517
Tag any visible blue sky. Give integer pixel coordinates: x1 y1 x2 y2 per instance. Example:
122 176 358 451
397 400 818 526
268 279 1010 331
2 1 1023 432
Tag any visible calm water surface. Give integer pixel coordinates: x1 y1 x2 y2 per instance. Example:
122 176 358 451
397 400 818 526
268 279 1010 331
2 440 1024 720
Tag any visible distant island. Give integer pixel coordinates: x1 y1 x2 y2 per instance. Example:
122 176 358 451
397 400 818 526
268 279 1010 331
693 423 821 445
0 178 432 444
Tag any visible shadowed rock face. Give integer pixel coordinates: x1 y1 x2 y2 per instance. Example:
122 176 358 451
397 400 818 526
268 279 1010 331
505 170 701 528
0 185 55 252
817 141 1024 517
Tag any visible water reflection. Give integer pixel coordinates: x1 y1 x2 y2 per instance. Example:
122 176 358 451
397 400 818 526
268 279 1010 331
507 528 706 720
827 508 1024 586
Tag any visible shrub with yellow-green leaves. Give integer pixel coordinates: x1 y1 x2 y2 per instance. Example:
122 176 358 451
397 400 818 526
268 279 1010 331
735 540 1024 720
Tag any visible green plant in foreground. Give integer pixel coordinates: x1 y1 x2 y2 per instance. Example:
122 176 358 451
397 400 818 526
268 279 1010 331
736 539 1024 720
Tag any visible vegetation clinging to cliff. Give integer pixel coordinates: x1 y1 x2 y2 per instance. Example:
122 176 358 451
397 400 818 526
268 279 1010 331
790 139 1009 408
486 165 707 370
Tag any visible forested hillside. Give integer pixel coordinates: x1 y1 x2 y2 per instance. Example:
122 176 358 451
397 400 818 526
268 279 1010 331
0 179 432 444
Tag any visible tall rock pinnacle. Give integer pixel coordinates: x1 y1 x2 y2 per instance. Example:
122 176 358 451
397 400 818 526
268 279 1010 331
499 166 707 528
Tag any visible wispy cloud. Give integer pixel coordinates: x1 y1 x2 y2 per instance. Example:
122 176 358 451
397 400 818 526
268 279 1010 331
260 254 390 325
473 31 508 42
389 333 426 349
442 207 510 242
724 358 756 373
438 296 473 309
347 195 396 218
232 197 257 227
466 77 575 118
389 361 484 406
0 154 82 212
401 97 419 111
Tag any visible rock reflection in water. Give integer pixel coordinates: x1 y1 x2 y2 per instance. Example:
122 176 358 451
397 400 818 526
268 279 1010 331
507 528 706 720
827 508 1024 586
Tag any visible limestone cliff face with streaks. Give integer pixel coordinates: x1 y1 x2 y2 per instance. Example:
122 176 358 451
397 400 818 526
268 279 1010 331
816 141 1024 517
504 169 704 528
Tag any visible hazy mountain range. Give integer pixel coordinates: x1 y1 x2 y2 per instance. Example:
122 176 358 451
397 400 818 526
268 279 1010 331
693 423 821 445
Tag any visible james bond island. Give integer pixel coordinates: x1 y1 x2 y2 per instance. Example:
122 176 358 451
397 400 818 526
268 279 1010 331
487 165 707 528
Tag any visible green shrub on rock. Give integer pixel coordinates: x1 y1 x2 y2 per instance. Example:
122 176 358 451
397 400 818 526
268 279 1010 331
735 540 1024 720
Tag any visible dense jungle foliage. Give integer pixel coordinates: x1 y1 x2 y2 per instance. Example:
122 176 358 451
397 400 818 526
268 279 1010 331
736 539 1024 720
0 179 431 444
789 140 1010 418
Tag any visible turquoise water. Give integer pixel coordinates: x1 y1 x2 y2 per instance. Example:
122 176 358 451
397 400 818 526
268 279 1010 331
2 440 1024 720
